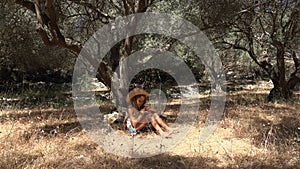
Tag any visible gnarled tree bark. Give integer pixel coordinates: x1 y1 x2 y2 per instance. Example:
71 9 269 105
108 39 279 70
14 0 113 87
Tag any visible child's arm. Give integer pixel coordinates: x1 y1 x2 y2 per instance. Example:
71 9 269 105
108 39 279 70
146 107 158 114
135 108 145 123
127 107 135 126
127 107 144 125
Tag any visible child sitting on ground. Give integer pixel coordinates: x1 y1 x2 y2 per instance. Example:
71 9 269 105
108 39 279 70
124 88 177 136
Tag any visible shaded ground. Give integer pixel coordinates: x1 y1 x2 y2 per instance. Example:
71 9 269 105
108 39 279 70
0 81 299 168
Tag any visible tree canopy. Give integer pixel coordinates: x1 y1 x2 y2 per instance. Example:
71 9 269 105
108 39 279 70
3 0 300 101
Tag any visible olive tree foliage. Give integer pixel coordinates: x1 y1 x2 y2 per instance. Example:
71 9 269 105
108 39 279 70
12 0 206 91
12 0 174 111
132 0 206 86
181 0 300 101
222 0 300 101
12 0 299 102
0 1 74 83
12 0 159 88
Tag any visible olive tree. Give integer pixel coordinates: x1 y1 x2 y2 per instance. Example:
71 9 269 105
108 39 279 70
221 0 300 101
0 1 74 83
184 0 300 101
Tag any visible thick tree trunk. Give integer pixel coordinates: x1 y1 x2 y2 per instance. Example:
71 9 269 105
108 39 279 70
267 51 300 102
14 0 151 94
111 37 133 112
110 43 128 111
111 0 149 111
287 51 300 89
267 83 292 102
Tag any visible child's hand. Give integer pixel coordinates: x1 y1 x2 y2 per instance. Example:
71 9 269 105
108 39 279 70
140 106 149 113
144 106 150 111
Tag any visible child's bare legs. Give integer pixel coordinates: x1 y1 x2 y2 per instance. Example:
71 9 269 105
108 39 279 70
134 114 150 131
134 113 152 131
151 120 164 135
134 122 148 131
136 113 164 134
148 113 174 135
133 112 174 135
153 113 171 131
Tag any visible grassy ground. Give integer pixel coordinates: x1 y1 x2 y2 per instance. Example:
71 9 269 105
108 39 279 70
0 82 299 169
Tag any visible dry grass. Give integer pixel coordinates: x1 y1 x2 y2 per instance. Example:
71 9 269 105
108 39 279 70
0 83 299 169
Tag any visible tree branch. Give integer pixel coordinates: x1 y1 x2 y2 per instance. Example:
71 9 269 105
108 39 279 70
14 0 36 13
15 0 81 54
237 1 268 15
122 0 130 15
287 51 300 89
221 39 278 81
68 0 112 23
34 0 47 25
37 28 54 46
292 51 300 69
108 0 123 15
280 0 289 29
45 0 65 42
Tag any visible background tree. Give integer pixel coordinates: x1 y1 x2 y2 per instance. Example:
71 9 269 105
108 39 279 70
0 1 74 84
11 0 162 111
183 0 300 101
11 0 300 102
221 0 300 101
12 0 158 88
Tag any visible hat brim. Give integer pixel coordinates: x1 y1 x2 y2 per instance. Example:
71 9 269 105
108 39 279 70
126 89 150 103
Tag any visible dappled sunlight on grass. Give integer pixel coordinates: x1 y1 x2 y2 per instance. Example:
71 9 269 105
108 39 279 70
0 82 299 168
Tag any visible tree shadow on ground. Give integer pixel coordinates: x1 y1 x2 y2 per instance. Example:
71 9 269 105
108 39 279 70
251 114 299 147
15 89 298 144
127 154 221 169
22 121 83 140
221 91 299 147
0 152 40 169
1 136 298 169
0 107 77 124
18 105 110 139
3 85 299 168
129 153 300 169
3 151 295 169
0 103 114 124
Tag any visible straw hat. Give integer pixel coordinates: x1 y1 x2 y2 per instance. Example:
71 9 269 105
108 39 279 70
126 88 150 103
